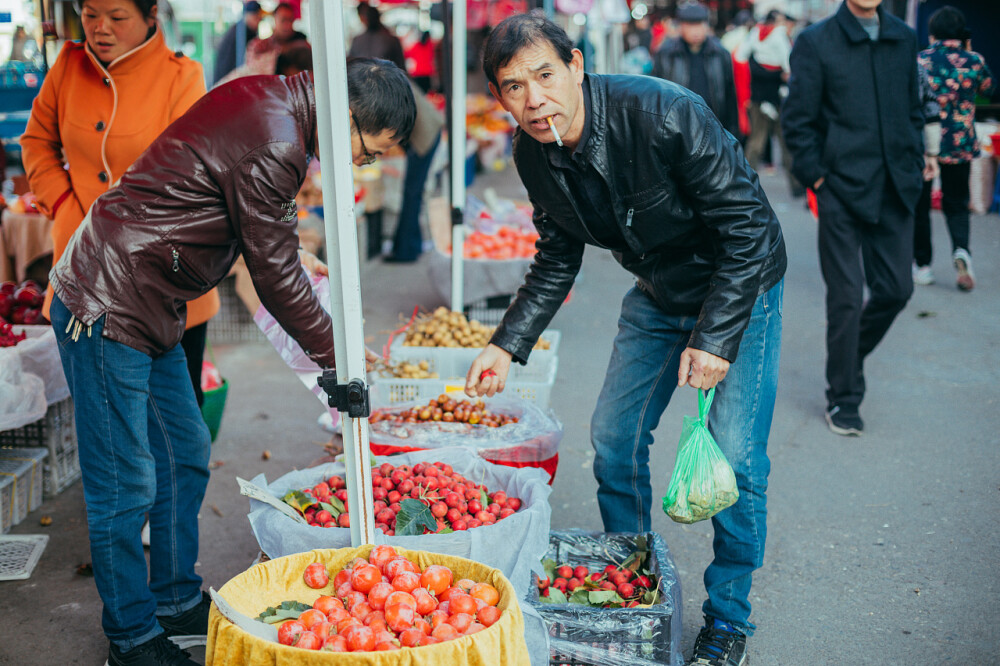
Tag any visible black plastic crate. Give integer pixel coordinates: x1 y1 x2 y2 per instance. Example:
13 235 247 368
527 530 683 666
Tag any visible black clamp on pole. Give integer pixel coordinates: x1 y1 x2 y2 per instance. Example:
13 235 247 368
317 369 370 418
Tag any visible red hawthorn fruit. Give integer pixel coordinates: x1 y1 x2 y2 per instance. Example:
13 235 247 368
617 582 635 599
600 581 617 591
467 499 483 514
552 578 568 591
452 520 468 531
431 501 448 518
634 575 652 588
555 565 573 580
337 512 350 528
566 577 582 591
499 507 515 519
507 498 522 511
574 566 589 580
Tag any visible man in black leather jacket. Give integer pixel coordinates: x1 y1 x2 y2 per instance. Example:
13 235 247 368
466 14 785 666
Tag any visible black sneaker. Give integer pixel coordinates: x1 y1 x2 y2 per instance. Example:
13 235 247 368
106 633 198 666
688 617 748 665
158 591 211 642
825 405 864 436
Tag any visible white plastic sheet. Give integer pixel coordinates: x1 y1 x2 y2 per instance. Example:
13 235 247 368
252 271 339 429
0 350 47 431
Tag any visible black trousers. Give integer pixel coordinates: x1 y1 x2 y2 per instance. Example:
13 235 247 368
913 161 972 267
818 184 914 410
180 322 207 408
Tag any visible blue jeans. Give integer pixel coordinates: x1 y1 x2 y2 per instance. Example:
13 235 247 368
391 133 441 261
591 281 782 635
50 295 210 650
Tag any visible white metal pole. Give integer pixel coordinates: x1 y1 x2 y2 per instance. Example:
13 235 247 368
310 0 376 547
450 0 467 312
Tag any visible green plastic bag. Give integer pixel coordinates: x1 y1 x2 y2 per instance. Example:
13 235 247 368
662 388 739 524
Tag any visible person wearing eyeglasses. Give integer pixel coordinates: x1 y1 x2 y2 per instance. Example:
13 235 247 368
46 57 414 666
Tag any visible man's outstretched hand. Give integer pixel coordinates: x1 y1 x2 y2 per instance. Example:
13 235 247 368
465 344 513 397
678 347 730 390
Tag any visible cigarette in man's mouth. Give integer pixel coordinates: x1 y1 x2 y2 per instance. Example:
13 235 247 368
546 116 563 147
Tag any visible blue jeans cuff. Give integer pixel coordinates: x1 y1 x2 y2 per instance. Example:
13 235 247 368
156 589 203 618
113 623 164 653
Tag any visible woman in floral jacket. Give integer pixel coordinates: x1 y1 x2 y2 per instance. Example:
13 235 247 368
913 5 995 291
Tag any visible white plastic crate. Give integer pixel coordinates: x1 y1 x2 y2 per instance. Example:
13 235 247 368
0 535 49 580
371 355 558 408
0 448 47 529
0 472 13 534
391 329 561 367
0 398 81 497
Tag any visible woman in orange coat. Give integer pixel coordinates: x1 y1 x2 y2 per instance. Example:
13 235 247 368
22 0 219 409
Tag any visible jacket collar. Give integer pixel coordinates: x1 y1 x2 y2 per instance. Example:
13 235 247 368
835 1 908 43
85 25 166 76
291 71 318 157
579 74 606 166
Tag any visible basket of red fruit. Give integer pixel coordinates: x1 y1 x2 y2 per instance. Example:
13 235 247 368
205 545 531 664
246 448 553 604
528 530 683 666
367 394 563 482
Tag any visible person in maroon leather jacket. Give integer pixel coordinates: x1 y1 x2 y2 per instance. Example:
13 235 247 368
47 59 414 665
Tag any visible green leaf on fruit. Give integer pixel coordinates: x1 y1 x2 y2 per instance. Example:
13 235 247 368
540 587 568 604
480 489 490 507
282 490 317 515
588 589 625 605
256 600 312 623
324 496 346 516
569 588 591 605
395 498 438 536
642 587 660 606
437 526 454 534
541 558 558 583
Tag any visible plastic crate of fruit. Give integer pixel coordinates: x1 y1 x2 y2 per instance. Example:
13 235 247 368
0 398 80 497
0 447 47 529
527 530 683 666
388 308 561 367
372 353 558 407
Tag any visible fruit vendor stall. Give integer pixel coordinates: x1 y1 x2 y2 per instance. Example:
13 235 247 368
206 3 685 664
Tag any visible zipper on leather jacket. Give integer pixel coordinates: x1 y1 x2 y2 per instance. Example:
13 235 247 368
626 208 634 227
172 248 206 286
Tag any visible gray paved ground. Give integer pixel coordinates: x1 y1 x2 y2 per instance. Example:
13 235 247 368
1 168 998 665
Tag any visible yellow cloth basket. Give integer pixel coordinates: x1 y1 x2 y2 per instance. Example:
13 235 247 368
206 545 531 665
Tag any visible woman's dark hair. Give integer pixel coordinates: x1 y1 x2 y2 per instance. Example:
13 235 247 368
347 57 416 145
77 0 157 19
928 6 970 41
420 31 431 45
482 12 574 90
